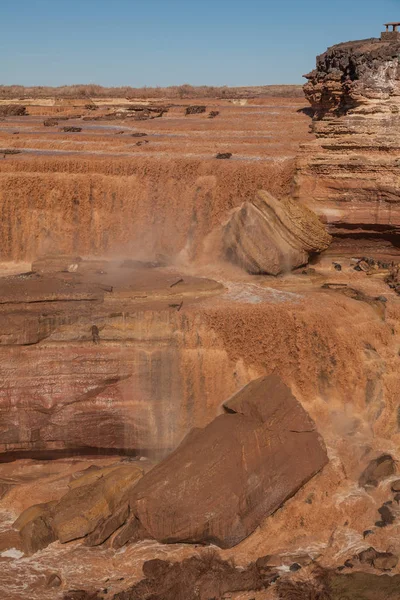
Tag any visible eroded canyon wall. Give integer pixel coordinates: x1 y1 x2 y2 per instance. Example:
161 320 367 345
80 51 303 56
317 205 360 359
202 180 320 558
1 281 397 462
296 36 400 253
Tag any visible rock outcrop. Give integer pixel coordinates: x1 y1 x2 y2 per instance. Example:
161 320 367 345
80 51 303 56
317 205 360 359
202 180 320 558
223 190 331 274
303 38 400 119
0 104 27 116
276 569 400 600
297 35 400 252
357 547 398 571
100 553 278 600
0 263 226 455
14 501 57 554
14 376 328 553
64 565 400 600
125 374 328 548
185 105 206 115
359 454 396 488
15 464 143 553
0 101 302 263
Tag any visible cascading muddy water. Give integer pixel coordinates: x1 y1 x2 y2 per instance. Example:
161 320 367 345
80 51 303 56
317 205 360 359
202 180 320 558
3 79 400 600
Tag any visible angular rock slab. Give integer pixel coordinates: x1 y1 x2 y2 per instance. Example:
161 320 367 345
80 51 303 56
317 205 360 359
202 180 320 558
129 374 328 548
222 190 331 275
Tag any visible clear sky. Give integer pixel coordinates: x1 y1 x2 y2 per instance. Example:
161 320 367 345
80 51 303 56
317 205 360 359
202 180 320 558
1 0 399 87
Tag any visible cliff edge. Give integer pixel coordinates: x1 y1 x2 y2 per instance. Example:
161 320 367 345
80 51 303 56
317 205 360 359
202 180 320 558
296 33 400 253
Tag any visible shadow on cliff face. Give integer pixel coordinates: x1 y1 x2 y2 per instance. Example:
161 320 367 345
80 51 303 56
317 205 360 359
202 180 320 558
296 106 315 118
0 447 140 463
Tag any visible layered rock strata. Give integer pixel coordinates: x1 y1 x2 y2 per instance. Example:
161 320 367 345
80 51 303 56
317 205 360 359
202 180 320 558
222 190 331 274
297 36 400 252
0 260 226 455
0 97 307 263
0 253 396 461
2 257 400 595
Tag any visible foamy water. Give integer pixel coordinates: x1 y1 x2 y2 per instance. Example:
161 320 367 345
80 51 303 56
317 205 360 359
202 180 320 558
224 281 301 304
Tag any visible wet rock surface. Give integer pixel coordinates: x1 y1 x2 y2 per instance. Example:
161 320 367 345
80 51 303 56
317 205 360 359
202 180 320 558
0 97 306 262
0 261 400 596
276 568 400 600
2 61 400 600
61 126 82 132
63 562 400 600
106 554 275 600
15 464 143 552
0 259 225 454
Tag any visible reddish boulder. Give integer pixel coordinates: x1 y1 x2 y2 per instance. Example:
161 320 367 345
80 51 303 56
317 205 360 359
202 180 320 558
128 374 328 548
15 465 142 552
391 479 400 493
373 552 398 571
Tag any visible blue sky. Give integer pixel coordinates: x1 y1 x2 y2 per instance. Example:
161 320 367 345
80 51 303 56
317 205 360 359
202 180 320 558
1 0 399 87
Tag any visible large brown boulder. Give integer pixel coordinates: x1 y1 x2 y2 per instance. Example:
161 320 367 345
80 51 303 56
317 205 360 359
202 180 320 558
110 553 278 600
128 374 328 548
223 190 331 275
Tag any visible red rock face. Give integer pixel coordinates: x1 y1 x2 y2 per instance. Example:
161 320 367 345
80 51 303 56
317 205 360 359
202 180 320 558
11 375 328 557
0 265 236 456
297 37 400 255
0 254 396 463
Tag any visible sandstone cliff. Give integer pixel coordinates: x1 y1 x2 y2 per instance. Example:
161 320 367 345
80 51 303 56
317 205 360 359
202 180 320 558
0 259 393 460
223 190 331 274
297 36 400 254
